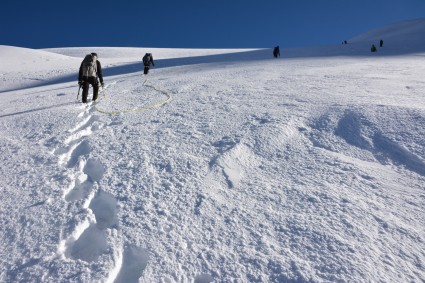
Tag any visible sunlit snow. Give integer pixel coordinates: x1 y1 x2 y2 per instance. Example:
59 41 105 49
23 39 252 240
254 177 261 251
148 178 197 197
1 18 425 282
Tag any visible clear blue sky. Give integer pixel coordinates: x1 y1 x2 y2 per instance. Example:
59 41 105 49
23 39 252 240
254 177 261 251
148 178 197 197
1 0 424 49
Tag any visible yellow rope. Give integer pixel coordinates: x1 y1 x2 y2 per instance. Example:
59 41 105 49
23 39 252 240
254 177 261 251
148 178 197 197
94 79 172 115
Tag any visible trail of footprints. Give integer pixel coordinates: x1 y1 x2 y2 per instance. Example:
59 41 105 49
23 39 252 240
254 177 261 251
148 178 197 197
54 99 147 282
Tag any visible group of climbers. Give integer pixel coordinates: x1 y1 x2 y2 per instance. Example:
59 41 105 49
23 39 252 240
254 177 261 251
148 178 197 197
77 39 385 103
78 52 155 103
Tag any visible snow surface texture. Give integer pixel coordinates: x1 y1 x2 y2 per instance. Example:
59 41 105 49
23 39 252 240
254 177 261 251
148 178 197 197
1 18 425 282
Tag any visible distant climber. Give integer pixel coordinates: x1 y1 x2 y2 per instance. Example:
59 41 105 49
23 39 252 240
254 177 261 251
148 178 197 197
380 39 384 47
273 46 280 58
371 44 377 52
143 53 155 75
78 53 104 103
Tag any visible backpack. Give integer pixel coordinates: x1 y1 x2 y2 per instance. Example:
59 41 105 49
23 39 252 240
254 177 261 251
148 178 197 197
81 54 97 78
143 53 151 65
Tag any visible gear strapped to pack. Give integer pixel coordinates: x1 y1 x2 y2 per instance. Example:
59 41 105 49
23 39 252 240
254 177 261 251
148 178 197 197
81 54 98 78
143 53 151 66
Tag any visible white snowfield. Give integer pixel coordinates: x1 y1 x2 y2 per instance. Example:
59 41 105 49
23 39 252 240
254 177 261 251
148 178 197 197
1 18 424 283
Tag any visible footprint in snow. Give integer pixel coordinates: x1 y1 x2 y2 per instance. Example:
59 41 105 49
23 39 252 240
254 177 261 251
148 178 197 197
113 245 149 283
64 190 118 262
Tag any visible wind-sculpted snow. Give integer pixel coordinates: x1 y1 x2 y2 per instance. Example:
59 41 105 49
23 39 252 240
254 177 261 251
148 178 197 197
1 18 425 283
309 108 425 176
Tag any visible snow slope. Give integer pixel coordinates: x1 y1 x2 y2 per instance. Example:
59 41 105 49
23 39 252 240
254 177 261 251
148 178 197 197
286 17 425 58
350 18 425 53
1 18 425 282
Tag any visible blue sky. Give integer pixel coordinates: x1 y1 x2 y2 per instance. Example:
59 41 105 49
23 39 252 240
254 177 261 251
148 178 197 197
1 0 424 49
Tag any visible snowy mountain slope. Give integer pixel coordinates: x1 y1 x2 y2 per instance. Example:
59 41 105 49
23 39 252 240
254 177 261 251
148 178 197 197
285 17 425 58
0 46 265 93
44 47 263 61
350 18 425 50
1 19 425 282
0 45 80 92
2 17 423 92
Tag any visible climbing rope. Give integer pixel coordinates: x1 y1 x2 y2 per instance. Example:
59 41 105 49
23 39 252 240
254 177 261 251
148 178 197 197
93 79 172 115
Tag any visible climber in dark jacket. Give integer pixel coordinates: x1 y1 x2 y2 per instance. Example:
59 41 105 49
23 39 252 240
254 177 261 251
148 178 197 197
273 46 280 58
143 53 155 74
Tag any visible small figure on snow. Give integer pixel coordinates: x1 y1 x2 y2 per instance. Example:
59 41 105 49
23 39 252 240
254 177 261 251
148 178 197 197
380 39 384 47
273 46 280 58
143 53 155 75
78 53 104 103
371 44 377 52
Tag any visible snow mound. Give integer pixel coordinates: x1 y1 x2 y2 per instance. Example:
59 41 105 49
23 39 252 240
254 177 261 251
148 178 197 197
0 45 78 71
0 45 80 92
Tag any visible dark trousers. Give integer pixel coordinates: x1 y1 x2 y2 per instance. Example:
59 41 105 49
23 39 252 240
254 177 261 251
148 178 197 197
144 65 150 74
82 77 99 103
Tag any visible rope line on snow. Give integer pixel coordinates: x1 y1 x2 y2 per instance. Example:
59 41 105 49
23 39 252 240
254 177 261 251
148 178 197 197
93 79 172 115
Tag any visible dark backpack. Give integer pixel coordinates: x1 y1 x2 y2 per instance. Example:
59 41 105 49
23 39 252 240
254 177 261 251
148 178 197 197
81 54 97 77
143 53 151 65
273 47 279 57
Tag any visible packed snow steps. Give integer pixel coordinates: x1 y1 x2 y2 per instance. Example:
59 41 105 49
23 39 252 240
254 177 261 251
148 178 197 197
54 100 114 263
53 94 148 283
94 79 172 115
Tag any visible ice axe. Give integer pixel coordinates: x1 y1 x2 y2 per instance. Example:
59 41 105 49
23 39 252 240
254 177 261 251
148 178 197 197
77 84 81 101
